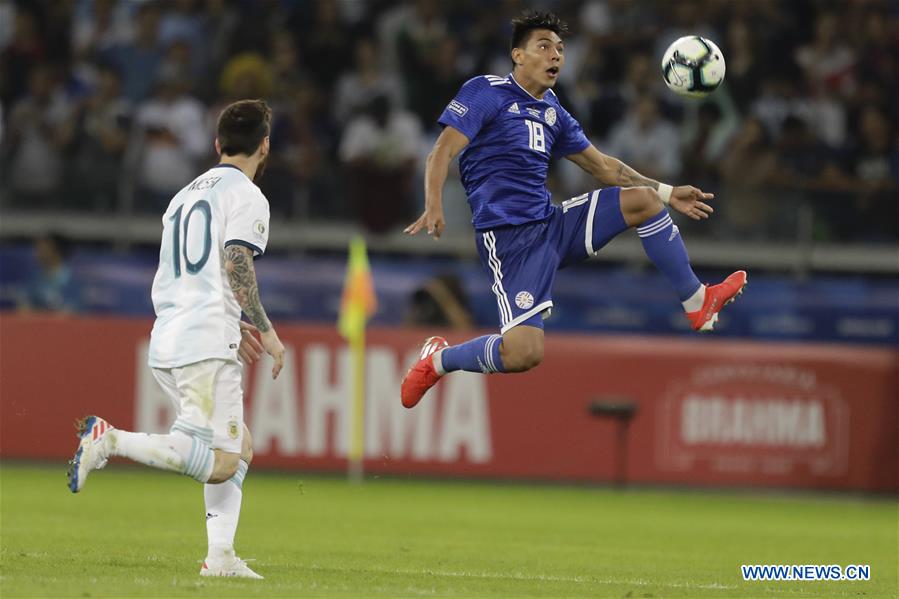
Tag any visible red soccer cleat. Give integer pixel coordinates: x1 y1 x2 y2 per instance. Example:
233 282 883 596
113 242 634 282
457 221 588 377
401 336 449 409
687 270 748 332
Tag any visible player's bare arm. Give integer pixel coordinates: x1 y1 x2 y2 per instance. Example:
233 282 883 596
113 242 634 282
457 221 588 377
405 126 470 240
225 245 270 330
237 321 263 364
225 245 284 378
566 144 715 221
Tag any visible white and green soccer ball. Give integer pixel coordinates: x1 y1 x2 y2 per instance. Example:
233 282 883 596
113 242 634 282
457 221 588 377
661 36 726 98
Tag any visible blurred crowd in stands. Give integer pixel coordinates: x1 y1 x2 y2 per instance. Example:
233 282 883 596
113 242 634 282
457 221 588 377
1 0 897 243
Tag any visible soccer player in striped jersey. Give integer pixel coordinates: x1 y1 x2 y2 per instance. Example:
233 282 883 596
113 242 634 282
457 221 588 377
66 100 284 578
401 11 746 408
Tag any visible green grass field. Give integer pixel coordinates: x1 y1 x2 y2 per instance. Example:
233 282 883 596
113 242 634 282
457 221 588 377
1 463 896 598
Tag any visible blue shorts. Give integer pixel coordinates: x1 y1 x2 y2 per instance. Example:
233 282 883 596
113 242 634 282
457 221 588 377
475 187 627 334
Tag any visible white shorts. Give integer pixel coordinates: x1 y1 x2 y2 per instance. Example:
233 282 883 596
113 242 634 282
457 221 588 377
151 358 244 453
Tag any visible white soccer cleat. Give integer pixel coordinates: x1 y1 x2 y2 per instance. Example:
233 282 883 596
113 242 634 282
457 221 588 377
67 416 113 493
200 549 264 579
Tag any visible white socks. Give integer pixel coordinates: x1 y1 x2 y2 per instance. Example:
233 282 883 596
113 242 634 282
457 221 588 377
109 430 214 483
682 285 707 313
432 348 446 376
106 428 250 556
205 459 248 556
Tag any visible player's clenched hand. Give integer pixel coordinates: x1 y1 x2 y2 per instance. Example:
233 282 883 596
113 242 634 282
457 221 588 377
238 321 263 364
404 207 446 240
259 328 285 379
669 185 715 221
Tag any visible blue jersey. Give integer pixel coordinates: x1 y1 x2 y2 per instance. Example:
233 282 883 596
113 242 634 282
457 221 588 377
438 74 590 231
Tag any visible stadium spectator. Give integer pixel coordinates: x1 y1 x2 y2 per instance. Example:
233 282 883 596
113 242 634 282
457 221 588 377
157 38 194 91
406 273 474 330
102 2 163 103
71 0 131 62
406 35 465 130
0 1 14 50
268 30 311 110
339 94 423 233
719 117 778 238
723 19 763 115
603 96 681 181
157 0 206 76
291 0 354 94
3 64 72 208
132 65 208 212
681 92 739 187
262 85 337 219
217 52 272 102
1 8 46 107
395 0 450 124
770 115 853 241
333 37 402 124
750 75 804 139
18 232 82 314
587 53 658 140
65 63 131 211
200 0 240 85
848 106 898 241
795 12 857 97
769 116 847 190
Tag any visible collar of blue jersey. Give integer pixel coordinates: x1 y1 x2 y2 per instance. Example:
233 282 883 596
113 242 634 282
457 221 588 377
509 73 553 103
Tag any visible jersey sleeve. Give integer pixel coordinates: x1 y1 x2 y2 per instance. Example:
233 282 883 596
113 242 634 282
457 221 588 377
223 185 270 258
552 104 591 158
437 76 501 142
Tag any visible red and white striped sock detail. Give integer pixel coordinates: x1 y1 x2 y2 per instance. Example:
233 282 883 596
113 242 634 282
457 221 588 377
92 419 112 440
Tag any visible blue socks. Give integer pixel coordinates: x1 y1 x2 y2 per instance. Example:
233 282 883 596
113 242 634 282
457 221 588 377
435 334 505 374
637 211 702 301
435 210 699 378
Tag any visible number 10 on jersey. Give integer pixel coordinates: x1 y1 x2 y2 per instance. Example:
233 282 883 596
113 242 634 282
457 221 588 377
525 120 546 153
170 200 212 277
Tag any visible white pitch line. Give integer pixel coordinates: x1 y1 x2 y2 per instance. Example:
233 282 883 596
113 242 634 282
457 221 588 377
303 564 739 591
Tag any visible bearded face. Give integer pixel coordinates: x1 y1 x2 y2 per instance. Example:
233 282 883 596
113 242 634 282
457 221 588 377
253 136 270 182
253 151 268 182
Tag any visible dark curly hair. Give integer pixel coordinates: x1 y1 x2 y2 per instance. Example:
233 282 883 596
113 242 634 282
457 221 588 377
217 99 272 157
510 10 569 52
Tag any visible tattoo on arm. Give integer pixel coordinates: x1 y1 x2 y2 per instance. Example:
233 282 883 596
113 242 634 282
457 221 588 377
224 245 271 332
613 160 660 189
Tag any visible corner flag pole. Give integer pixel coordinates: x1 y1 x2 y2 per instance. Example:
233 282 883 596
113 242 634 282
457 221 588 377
348 323 365 483
338 236 376 483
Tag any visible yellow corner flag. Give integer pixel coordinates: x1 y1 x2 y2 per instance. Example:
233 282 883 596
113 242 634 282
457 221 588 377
338 236 377 482
338 236 377 341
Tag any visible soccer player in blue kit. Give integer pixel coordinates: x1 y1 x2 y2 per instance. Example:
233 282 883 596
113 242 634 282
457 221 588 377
401 11 747 408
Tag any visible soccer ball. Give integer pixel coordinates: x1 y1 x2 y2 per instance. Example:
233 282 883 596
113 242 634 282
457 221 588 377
661 36 726 98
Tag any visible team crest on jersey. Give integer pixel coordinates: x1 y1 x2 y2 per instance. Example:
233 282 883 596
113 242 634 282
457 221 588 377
253 220 266 239
228 420 239 439
544 107 557 126
507 102 520 114
448 100 468 116
515 291 535 310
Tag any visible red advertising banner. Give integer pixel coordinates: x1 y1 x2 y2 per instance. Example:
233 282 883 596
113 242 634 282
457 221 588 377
1 315 896 492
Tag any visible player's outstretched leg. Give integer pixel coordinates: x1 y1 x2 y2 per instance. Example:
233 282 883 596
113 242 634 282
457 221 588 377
67 416 113 493
622 188 747 332
67 418 217 493
201 425 262 579
402 326 543 408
